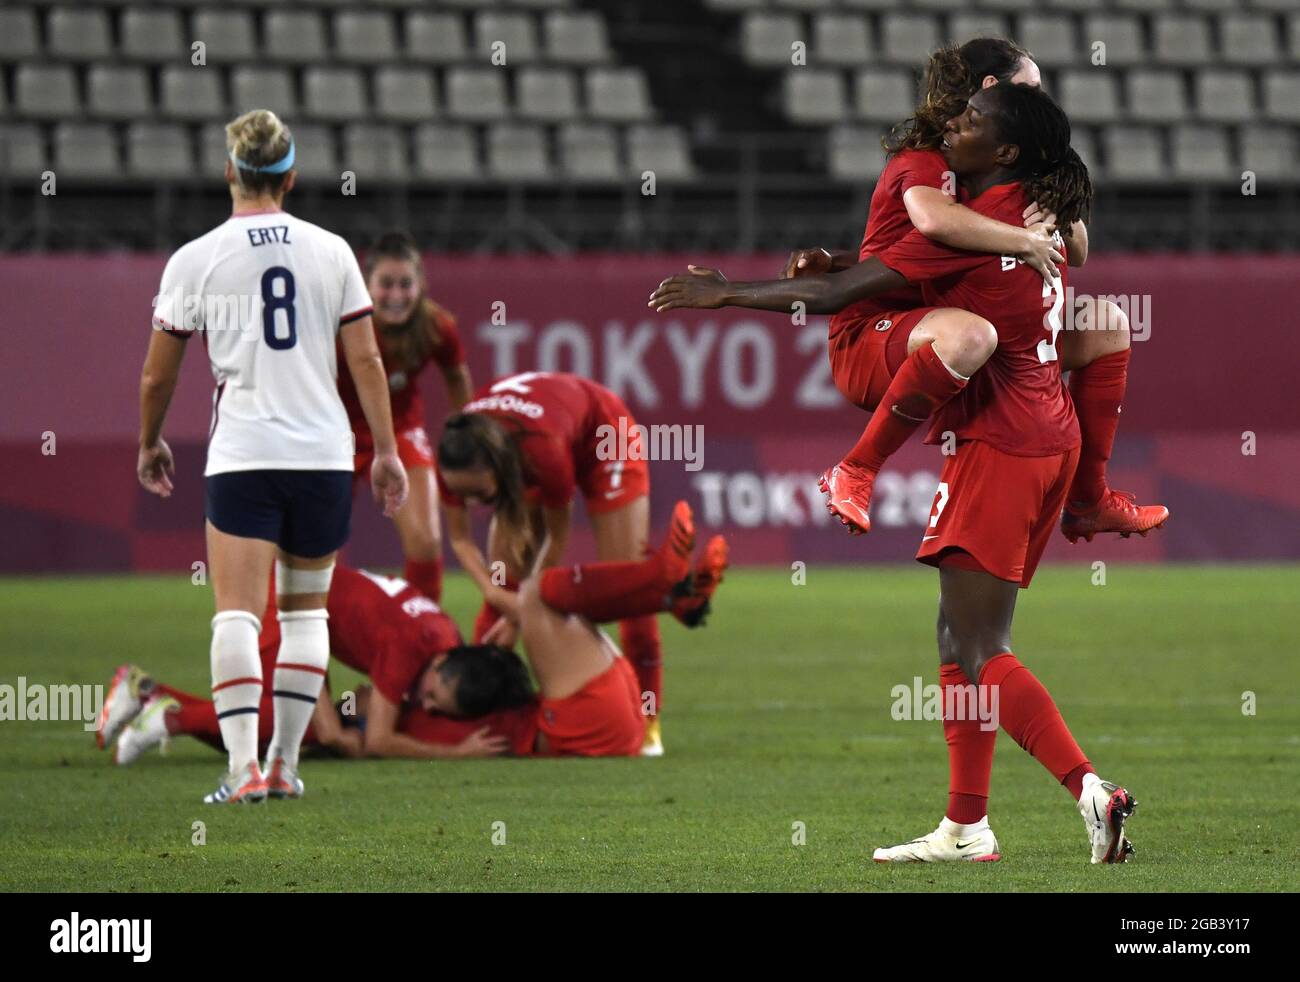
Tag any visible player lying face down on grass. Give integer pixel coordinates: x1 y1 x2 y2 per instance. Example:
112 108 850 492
98 504 726 760
657 85 1140 865
435 371 708 756
336 230 475 606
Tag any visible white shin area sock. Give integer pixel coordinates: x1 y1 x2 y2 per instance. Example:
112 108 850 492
267 609 330 770
210 610 263 773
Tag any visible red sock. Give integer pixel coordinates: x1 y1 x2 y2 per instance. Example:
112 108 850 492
979 652 1090 788
404 558 443 604
941 663 997 825
845 343 967 472
1068 348 1129 508
154 682 205 707
538 554 672 623
619 615 663 716
167 700 224 752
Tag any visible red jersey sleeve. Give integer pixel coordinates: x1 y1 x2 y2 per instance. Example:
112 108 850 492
370 635 427 706
876 227 989 285
427 302 466 372
894 149 951 197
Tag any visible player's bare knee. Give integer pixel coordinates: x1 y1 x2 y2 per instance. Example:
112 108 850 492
936 317 997 377
1098 299 1130 351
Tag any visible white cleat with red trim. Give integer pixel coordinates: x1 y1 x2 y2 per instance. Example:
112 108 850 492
1079 773 1137 864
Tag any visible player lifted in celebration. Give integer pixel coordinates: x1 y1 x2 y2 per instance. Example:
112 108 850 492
653 38 1165 544
136 109 408 804
656 84 1137 864
337 230 473 604
436 371 721 757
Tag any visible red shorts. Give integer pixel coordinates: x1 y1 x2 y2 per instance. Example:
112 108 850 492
352 425 434 490
828 307 935 411
537 655 646 757
579 390 651 515
917 440 1080 588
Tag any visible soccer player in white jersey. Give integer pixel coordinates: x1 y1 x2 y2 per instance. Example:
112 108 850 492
135 109 408 804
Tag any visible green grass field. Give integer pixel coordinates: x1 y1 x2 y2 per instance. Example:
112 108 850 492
1 564 1297 892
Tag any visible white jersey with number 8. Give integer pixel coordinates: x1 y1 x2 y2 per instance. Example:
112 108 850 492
151 211 372 476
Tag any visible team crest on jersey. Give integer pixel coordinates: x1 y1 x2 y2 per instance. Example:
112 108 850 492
388 370 408 392
874 319 893 332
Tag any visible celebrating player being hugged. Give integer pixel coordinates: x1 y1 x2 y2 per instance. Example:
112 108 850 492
650 37 1166 545
337 230 473 605
436 371 728 756
135 109 408 804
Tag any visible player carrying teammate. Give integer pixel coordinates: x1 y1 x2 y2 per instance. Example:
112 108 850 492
656 84 1138 864
337 231 473 603
436 371 722 757
136 109 408 804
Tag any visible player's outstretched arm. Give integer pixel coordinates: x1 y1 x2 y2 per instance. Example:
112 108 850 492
649 259 909 316
137 330 187 497
362 688 508 759
310 690 364 758
341 315 408 516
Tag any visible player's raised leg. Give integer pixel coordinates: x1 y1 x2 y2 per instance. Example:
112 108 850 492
1058 299 1168 542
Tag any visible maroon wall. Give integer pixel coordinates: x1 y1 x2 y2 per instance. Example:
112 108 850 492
2 253 1297 573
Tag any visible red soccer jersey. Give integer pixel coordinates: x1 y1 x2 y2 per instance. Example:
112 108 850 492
258 565 462 706
439 372 623 510
338 299 465 434
830 149 951 339
876 181 1080 457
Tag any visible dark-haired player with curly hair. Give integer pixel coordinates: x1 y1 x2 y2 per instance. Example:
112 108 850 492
652 85 1138 865
337 230 474 605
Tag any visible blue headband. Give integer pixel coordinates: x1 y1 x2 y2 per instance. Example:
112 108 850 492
230 139 295 174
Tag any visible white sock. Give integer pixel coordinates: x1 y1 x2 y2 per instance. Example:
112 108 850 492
940 816 988 837
267 609 330 770
210 610 263 774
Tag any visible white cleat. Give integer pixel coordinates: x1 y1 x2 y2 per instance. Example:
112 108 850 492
113 695 177 766
872 817 1001 863
264 757 305 800
96 664 153 749
1079 775 1137 864
204 760 269 805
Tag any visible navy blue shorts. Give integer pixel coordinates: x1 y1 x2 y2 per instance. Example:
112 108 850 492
205 470 352 558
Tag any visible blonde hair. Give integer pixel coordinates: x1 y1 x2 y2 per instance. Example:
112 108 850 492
224 109 293 193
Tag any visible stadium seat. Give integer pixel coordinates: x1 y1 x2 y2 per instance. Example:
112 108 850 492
1125 70 1188 125
265 11 329 64
1194 70 1256 124
475 12 541 64
974 0 1036 10
516 67 580 122
586 67 652 123
341 124 410 183
1080 14 1144 67
1058 71 1121 125
1103 127 1165 182
302 68 368 122
1289 15 1300 63
1262 71 1300 124
543 11 611 64
705 0 768 10
741 14 803 68
53 123 118 180
878 14 941 66
405 12 470 63
827 125 886 182
948 13 1010 46
373 66 440 123
1238 125 1296 182
854 68 913 123
625 125 695 182
47 8 112 60
783 70 848 125
1017 14 1079 69
487 123 552 181
1113 0 1173 9
230 67 297 119
1152 14 1213 67
160 67 225 121
0 124 46 180
1070 126 1101 181
0 9 40 61
1182 0 1237 9
1171 125 1233 181
774 0 838 11
192 11 258 63
413 123 480 182
1219 14 1281 66
200 122 338 184
334 12 399 64
812 14 872 67
557 122 622 183
14 65 80 119
120 9 184 62
126 124 194 180
86 66 153 121
445 68 509 121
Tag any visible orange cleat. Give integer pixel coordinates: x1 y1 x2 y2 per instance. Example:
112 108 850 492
671 535 729 628
659 500 697 586
818 461 875 535
1061 489 1169 544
